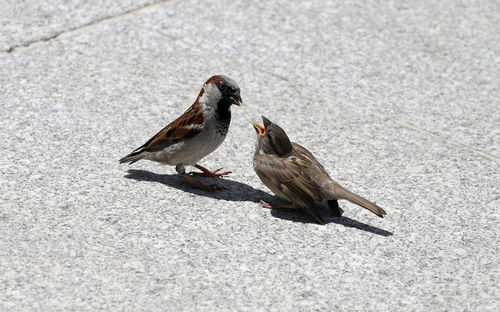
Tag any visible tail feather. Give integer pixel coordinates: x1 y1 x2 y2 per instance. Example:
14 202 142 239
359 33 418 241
335 187 386 218
119 146 146 164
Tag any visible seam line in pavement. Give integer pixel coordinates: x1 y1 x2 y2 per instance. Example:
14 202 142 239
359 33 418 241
134 23 500 163
0 0 178 57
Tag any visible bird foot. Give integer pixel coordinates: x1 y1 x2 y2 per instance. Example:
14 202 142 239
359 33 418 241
189 164 231 178
259 200 273 209
259 200 296 211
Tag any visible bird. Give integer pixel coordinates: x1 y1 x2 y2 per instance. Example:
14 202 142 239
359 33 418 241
120 75 242 191
252 116 386 224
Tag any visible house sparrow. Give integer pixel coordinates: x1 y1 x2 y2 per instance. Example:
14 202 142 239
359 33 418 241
120 75 242 191
252 116 386 224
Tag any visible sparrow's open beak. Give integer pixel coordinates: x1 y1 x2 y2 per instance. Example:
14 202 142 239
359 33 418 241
231 92 242 106
252 122 266 137
261 115 272 127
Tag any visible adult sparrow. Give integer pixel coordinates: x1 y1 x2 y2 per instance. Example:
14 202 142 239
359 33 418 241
120 75 242 191
252 116 386 224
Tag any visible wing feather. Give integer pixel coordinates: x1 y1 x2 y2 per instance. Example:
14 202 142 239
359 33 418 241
254 153 323 206
140 103 204 152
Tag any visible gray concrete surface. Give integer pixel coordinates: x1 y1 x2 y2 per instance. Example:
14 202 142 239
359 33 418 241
138 0 500 156
1 1 499 311
0 0 164 52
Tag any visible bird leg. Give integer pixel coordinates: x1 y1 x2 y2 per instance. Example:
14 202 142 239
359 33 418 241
259 200 297 211
182 174 223 192
188 164 231 178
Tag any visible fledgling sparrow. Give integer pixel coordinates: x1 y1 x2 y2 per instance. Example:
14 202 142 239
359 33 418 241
120 75 242 191
252 116 386 224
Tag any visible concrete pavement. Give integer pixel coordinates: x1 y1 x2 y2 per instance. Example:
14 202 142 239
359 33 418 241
1 1 498 311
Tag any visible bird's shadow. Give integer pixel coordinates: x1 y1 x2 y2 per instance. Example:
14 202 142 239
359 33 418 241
271 205 393 236
125 169 392 236
125 169 272 203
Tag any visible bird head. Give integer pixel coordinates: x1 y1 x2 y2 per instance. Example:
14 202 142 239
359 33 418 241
252 116 293 157
198 75 242 109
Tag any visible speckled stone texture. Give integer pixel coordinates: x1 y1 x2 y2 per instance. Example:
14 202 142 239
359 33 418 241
137 0 500 157
0 0 164 52
0 1 499 311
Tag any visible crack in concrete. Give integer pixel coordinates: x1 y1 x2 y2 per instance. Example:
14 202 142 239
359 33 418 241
2 0 176 55
7 31 63 53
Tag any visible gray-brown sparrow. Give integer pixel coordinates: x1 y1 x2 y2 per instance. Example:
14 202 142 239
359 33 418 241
252 116 386 224
120 75 242 191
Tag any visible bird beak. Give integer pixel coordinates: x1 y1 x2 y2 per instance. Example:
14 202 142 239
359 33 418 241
231 93 242 106
252 122 266 137
261 115 272 127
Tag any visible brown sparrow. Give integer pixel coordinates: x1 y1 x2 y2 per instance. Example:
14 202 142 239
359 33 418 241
120 75 242 191
252 116 386 224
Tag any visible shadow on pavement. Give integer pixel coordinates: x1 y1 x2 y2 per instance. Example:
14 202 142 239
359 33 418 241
126 169 392 236
125 169 272 203
271 207 393 236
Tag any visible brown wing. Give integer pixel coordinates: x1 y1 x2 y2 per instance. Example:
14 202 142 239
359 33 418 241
120 95 206 164
291 142 331 178
139 102 204 152
254 153 324 222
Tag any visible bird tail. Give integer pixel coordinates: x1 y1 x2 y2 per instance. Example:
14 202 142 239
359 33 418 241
335 186 386 218
119 146 146 164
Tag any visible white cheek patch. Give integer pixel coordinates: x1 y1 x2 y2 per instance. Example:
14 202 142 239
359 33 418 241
199 83 222 107
198 83 221 121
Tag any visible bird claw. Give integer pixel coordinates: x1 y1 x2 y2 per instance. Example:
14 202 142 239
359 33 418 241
259 200 273 209
188 168 231 178
259 200 296 211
